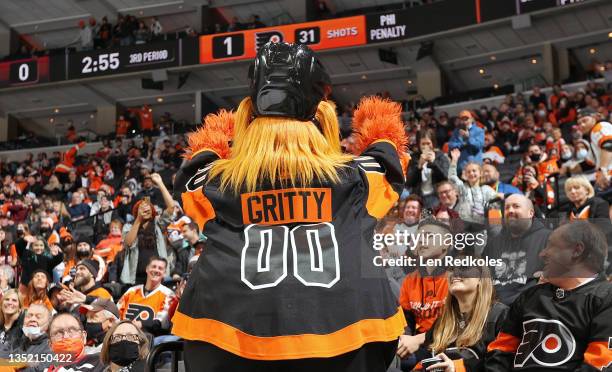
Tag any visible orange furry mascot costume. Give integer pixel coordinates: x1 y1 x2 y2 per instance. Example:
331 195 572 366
172 42 408 372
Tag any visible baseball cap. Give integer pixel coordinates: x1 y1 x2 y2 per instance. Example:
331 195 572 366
79 298 120 319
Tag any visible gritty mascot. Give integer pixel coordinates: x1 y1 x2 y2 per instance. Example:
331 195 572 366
172 42 408 371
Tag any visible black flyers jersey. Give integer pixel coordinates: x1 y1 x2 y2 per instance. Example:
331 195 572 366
486 274 612 371
171 141 407 360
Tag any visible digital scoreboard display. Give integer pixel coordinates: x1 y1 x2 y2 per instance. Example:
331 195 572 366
0 56 51 88
199 16 366 64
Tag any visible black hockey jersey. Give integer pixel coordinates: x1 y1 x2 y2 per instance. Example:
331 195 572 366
486 274 612 371
171 141 407 360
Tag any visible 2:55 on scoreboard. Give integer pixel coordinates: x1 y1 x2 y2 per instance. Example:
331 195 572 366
80 53 120 74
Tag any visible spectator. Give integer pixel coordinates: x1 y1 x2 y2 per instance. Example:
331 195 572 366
72 20 94 51
95 220 124 265
41 175 63 199
22 270 54 311
529 85 547 108
483 194 551 305
134 21 150 45
15 236 62 295
62 240 106 284
150 17 163 40
406 129 450 208
397 219 450 370
137 175 163 206
0 304 52 370
577 107 612 190
115 185 135 223
128 105 154 136
67 191 90 221
8 197 29 223
97 16 112 48
448 110 485 172
448 149 498 226
248 14 265 29
486 221 612 371
80 298 120 354
60 259 112 308
0 289 24 346
47 312 106 371
122 174 173 285
481 163 521 196
116 115 131 137
512 144 559 207
100 320 149 371
227 16 243 32
416 259 508 372
117 256 175 336
171 221 205 281
435 180 459 211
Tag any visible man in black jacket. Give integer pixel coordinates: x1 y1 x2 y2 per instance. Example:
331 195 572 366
483 194 552 305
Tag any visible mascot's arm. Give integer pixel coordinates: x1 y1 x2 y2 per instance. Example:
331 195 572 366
173 110 234 230
351 97 409 219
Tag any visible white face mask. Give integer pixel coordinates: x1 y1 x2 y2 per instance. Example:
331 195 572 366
22 326 43 339
576 149 588 160
561 151 572 161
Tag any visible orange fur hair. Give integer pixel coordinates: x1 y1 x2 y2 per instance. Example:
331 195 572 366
185 109 235 159
351 96 408 155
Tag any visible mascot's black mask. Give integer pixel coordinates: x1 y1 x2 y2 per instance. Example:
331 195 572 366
249 42 331 121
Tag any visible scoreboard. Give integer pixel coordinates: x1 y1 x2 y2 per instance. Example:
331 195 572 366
199 16 366 64
0 56 51 88
0 0 591 90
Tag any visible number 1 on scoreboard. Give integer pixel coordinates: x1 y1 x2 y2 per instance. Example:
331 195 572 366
212 34 245 59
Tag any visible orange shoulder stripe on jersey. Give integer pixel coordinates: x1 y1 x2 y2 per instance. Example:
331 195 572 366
364 172 399 219
172 307 406 360
487 332 520 353
583 341 612 370
598 135 612 148
181 191 216 232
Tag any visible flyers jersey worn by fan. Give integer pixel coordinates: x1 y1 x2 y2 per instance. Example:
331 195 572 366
589 121 612 178
171 141 407 360
118 284 175 327
486 274 612 371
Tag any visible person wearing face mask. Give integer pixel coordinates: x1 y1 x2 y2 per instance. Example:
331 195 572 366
0 304 53 371
46 312 106 371
62 239 107 284
59 259 113 310
512 144 559 207
100 320 149 372
15 235 63 297
80 298 120 354
448 110 485 173
39 217 60 248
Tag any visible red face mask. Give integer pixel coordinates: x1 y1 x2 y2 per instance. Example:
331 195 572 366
51 336 85 360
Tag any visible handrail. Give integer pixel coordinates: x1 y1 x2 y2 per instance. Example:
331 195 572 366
145 340 184 372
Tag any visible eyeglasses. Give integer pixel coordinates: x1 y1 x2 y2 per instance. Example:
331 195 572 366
438 189 454 195
110 334 141 344
50 327 83 341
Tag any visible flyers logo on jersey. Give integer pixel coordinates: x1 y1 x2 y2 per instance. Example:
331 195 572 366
126 303 155 322
185 164 213 192
514 319 576 367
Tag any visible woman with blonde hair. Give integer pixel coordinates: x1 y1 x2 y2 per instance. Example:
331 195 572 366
0 289 24 346
414 256 508 372
100 320 150 371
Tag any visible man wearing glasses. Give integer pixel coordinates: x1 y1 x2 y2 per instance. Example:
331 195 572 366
46 312 105 371
448 110 485 173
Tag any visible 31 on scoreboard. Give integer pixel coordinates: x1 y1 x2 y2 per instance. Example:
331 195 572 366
199 16 366 64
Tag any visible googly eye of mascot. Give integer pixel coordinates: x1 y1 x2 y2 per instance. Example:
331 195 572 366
172 42 409 372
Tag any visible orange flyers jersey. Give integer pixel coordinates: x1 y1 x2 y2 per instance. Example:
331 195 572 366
118 284 175 326
399 269 448 334
589 121 612 176
171 141 407 360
